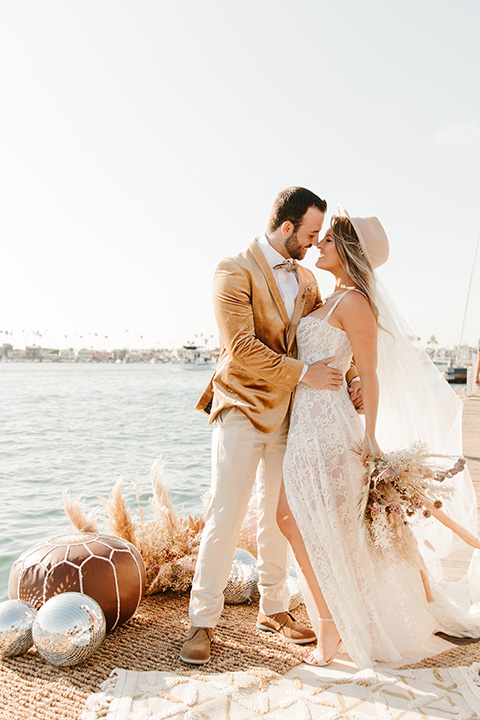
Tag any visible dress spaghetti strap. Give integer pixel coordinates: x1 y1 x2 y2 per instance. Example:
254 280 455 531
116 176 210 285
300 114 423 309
324 288 367 322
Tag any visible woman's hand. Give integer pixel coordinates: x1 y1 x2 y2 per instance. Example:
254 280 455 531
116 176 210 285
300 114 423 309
360 433 382 466
348 379 364 413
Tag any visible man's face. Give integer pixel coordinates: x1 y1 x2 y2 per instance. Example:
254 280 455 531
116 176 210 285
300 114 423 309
284 207 325 260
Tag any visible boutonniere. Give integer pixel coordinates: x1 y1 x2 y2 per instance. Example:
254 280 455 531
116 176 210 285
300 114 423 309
302 282 318 299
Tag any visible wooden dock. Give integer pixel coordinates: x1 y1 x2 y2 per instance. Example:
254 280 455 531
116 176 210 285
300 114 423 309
443 395 480 581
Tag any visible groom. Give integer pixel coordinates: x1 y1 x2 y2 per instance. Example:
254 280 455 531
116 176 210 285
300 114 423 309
180 187 359 664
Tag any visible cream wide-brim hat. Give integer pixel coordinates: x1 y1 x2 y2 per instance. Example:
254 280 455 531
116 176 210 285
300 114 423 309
337 205 389 269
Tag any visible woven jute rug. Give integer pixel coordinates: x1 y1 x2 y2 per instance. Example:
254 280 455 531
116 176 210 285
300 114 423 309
1 591 480 720
0 592 310 720
402 633 480 669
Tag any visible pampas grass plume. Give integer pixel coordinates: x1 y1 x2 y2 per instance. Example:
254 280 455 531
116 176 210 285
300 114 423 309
62 456 260 595
63 490 98 533
150 457 176 525
103 479 137 546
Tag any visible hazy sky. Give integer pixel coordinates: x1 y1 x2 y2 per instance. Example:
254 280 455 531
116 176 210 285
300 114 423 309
1 0 479 351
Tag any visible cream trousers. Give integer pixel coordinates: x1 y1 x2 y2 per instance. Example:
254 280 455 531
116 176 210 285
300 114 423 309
189 407 291 628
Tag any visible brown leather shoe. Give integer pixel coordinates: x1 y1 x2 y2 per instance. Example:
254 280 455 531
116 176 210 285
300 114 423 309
179 627 214 665
256 611 316 644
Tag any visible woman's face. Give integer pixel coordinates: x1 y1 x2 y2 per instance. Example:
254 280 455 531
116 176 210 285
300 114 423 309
315 228 341 271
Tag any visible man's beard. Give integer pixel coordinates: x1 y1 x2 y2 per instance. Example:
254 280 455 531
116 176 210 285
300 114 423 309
285 231 307 260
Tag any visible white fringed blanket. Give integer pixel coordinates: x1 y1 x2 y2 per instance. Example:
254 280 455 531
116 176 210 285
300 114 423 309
83 663 480 720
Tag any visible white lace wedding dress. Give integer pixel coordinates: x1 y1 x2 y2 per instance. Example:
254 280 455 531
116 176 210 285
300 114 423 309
283 292 480 668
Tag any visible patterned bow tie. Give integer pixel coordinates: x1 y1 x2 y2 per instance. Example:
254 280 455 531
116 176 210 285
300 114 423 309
273 260 298 272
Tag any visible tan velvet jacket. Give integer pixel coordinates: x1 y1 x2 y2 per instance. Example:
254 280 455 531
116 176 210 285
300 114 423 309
196 238 323 433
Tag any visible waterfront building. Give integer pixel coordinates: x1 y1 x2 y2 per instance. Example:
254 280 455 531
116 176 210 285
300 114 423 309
1 343 13 360
58 349 76 362
9 348 25 361
92 350 111 363
41 349 59 362
25 345 41 361
77 349 94 362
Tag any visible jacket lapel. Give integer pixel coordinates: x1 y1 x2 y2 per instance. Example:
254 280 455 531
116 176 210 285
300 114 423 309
250 240 291 327
287 268 307 353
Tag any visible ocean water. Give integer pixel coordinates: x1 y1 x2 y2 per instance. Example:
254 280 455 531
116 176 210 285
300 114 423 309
0 363 214 601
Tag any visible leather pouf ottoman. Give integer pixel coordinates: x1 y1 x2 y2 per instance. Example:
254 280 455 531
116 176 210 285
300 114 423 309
8 532 146 632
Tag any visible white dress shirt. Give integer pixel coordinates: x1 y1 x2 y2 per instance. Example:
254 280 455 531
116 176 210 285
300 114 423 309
257 234 298 320
258 235 308 381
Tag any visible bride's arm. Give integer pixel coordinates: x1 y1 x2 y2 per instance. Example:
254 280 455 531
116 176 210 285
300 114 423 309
336 293 380 464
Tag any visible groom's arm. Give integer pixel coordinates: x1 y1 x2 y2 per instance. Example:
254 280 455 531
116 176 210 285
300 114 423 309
213 259 342 392
213 258 304 391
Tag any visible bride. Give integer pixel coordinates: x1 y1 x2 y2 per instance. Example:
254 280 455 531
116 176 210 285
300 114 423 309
277 207 480 668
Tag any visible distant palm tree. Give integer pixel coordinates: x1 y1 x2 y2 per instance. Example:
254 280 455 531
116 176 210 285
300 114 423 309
427 335 438 358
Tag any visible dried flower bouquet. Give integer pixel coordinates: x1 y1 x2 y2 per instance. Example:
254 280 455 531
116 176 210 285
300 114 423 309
353 441 479 567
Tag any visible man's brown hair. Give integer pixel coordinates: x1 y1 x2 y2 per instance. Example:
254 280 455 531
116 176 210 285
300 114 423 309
267 187 327 233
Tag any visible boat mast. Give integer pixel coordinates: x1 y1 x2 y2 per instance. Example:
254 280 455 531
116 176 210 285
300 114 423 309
457 231 480 358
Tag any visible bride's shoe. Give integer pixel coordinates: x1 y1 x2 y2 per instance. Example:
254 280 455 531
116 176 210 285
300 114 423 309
303 618 341 667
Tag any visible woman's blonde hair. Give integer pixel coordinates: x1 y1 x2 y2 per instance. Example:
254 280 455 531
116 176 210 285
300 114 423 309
330 215 379 323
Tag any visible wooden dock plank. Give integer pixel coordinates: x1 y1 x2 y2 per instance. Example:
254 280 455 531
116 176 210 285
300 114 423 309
442 395 480 581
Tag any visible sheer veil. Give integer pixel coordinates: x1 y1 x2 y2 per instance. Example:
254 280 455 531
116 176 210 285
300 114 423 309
374 278 479 600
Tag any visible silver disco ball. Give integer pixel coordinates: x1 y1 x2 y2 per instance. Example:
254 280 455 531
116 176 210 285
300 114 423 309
32 592 106 667
224 548 258 605
0 599 37 658
287 565 302 611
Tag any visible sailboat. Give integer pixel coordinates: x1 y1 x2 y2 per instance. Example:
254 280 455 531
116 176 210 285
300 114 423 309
447 232 479 386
